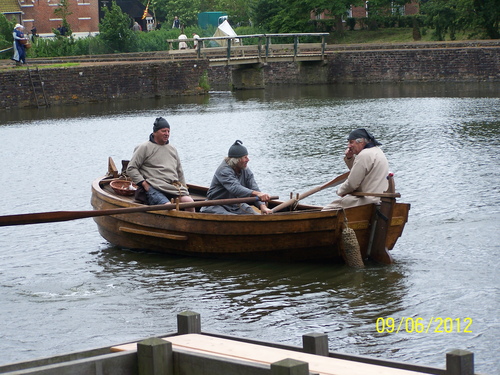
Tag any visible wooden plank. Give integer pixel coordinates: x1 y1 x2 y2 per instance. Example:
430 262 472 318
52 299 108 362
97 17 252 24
119 226 188 241
112 334 429 375
298 43 322 50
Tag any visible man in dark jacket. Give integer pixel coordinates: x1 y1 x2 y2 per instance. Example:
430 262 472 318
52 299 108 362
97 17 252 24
200 140 272 215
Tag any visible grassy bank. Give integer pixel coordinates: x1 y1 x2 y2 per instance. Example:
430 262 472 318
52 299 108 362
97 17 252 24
329 27 469 44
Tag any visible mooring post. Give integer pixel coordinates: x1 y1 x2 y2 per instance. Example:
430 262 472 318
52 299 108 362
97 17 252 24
302 332 329 356
271 358 309 375
227 38 232 61
177 310 201 334
137 337 173 375
446 349 474 375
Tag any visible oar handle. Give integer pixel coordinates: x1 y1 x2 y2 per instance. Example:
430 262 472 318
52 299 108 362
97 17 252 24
351 192 400 198
0 195 279 227
272 171 349 213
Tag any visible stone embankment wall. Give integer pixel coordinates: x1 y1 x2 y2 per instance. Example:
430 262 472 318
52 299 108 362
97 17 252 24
326 43 499 83
209 41 499 87
1 41 498 109
1 60 209 109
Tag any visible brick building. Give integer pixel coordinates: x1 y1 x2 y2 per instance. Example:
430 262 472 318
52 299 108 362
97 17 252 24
350 0 419 18
1 0 148 38
0 0 99 37
312 1 419 23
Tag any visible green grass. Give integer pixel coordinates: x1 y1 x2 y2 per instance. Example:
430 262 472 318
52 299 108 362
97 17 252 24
42 62 80 68
0 62 80 71
329 28 470 44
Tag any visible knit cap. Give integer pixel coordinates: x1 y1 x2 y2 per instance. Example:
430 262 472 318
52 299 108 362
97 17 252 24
347 128 381 146
153 117 170 132
228 140 248 158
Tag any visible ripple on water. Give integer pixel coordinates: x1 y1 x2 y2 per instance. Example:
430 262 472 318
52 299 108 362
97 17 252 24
0 84 499 373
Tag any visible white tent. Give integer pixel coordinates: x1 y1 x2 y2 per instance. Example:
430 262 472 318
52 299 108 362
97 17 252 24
212 20 240 46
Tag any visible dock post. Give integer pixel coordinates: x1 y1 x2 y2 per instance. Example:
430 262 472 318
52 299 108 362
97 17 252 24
271 358 309 375
446 349 474 375
137 337 173 375
177 311 201 334
302 333 329 356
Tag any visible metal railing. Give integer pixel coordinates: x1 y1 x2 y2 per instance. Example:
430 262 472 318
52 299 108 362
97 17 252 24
167 33 329 62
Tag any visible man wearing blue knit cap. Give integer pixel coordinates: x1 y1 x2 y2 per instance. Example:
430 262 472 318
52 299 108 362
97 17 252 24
200 140 273 215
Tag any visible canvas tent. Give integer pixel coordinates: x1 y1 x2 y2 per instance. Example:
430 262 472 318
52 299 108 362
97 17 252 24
212 20 240 46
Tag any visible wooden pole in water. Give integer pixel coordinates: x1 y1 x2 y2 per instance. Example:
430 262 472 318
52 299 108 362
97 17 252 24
369 174 397 264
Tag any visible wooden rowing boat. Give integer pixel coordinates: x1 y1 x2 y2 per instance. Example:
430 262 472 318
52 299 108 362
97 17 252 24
91 160 410 265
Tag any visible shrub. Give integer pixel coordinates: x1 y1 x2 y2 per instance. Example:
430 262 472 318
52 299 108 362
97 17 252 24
346 18 356 31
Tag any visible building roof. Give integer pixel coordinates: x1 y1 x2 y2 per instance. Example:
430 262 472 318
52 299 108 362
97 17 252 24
0 0 21 14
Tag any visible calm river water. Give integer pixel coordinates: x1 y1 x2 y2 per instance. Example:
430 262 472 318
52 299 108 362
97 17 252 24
1 82 499 374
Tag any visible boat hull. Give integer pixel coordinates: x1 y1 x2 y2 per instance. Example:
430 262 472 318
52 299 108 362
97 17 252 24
91 178 410 263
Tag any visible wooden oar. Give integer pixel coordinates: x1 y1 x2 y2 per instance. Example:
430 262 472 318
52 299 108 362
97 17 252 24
272 171 349 213
0 196 278 227
351 192 400 198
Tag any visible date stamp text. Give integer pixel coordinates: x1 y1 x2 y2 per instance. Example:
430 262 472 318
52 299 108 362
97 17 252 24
375 317 473 334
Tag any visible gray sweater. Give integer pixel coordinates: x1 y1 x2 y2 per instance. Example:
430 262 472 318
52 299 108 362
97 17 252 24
200 160 262 214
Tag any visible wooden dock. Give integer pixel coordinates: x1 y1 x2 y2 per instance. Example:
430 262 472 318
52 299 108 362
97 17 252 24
0 311 476 375
113 333 430 375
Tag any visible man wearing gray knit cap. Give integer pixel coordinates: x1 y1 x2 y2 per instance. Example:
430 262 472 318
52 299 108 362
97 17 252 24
127 117 195 211
200 140 273 215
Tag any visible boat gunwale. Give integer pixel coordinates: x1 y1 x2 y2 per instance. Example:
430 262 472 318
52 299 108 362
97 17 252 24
92 177 345 222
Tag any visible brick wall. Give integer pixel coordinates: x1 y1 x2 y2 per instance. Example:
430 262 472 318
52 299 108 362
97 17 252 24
326 47 500 83
1 43 498 109
1 60 209 109
20 0 99 35
207 44 499 87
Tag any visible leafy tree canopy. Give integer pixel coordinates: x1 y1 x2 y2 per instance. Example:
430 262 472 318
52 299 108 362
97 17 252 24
421 0 499 40
99 1 138 52
0 13 16 46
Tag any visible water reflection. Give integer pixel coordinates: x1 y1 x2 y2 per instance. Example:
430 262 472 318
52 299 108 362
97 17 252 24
95 246 407 332
2 82 498 125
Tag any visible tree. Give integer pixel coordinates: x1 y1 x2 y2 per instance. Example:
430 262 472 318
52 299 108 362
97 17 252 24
151 0 201 28
317 0 365 35
467 0 499 38
421 0 499 40
421 0 459 40
0 13 16 47
53 0 73 36
267 0 315 32
250 0 368 34
250 0 281 30
98 1 137 52
215 0 251 26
